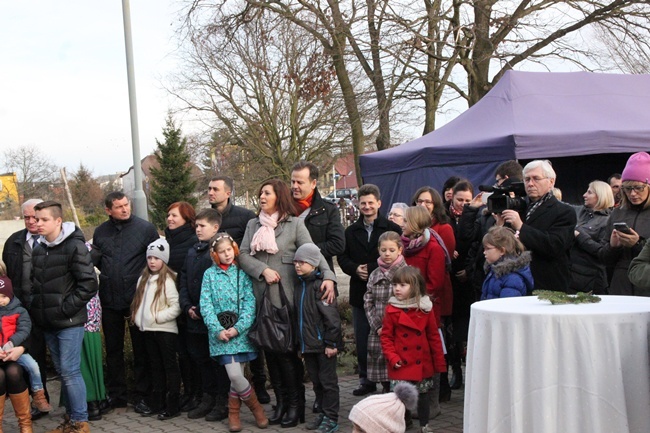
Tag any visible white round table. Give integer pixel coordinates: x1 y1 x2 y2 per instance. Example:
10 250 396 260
464 296 650 433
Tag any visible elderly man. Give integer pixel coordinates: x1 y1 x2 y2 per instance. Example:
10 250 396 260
499 160 576 293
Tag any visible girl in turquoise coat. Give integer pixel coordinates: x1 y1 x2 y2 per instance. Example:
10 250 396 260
200 233 268 432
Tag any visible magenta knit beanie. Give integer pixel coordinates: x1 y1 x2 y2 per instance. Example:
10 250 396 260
621 152 650 184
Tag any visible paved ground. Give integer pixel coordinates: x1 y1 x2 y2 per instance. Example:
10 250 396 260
3 376 464 432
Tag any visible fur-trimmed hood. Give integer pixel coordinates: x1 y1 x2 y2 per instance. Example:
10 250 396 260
486 251 532 279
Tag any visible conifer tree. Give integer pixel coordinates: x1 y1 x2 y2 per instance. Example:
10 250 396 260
149 117 198 229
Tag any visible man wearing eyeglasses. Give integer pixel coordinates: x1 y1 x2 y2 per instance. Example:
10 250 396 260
498 160 576 293
2 198 52 419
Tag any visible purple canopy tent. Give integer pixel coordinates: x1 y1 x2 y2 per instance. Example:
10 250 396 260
360 70 650 207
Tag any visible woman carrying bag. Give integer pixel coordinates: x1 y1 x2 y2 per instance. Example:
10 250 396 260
239 179 337 428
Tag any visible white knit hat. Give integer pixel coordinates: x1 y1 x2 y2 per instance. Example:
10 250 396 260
348 382 418 433
146 238 170 264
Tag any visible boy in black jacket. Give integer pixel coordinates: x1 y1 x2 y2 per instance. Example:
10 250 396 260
293 243 341 433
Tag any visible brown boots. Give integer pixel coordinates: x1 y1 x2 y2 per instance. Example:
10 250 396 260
45 414 90 433
9 390 33 433
242 389 269 429
228 396 242 432
32 389 52 413
228 389 269 431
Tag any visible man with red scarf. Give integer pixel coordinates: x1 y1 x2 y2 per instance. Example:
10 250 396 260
291 161 346 274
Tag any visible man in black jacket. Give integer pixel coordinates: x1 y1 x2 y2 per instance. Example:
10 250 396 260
208 176 255 246
91 192 160 409
291 161 345 272
338 184 401 396
32 201 97 432
500 160 576 293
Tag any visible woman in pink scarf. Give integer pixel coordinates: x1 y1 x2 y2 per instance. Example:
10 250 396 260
239 179 337 428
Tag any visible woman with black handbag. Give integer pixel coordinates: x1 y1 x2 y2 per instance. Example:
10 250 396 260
239 179 337 428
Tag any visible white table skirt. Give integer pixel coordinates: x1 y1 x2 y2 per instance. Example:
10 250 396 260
464 296 650 433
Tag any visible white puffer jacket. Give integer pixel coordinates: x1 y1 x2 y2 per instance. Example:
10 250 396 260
133 274 181 333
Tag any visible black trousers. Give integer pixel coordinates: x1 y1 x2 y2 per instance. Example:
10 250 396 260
185 331 230 397
144 331 181 395
102 308 150 402
304 353 339 422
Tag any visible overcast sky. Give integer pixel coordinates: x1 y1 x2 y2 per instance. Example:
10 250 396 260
1 0 194 177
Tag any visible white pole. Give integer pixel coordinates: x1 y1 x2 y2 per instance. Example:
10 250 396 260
332 164 336 198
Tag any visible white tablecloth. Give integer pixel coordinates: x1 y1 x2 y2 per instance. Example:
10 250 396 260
464 296 650 433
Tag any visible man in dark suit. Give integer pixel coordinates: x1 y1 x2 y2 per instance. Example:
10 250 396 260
338 184 401 396
500 160 577 293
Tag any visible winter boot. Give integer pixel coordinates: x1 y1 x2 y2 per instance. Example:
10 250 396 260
0 394 5 428
228 395 242 432
31 389 52 413
67 421 90 433
9 390 33 433
242 389 269 429
205 394 228 421
46 414 69 433
187 393 215 419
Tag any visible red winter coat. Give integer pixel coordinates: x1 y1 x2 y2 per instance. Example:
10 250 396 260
380 304 446 382
432 222 455 317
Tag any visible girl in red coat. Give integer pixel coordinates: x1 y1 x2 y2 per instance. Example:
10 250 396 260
381 266 447 433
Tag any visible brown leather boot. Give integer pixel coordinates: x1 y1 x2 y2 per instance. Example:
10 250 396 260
67 421 90 433
31 389 52 413
46 414 69 433
228 395 242 432
0 393 6 430
9 390 33 433
242 389 269 429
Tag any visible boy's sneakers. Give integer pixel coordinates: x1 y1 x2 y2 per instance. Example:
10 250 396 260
306 412 325 430
316 416 339 433
32 389 53 412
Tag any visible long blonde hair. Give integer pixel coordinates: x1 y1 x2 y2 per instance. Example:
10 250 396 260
130 262 176 322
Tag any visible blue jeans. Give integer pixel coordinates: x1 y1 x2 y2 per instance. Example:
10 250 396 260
44 326 87 422
17 353 43 391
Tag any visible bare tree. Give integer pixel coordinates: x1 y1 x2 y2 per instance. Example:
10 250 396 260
3 145 58 201
173 8 354 189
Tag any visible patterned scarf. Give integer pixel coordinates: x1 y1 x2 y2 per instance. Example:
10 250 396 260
249 211 279 255
401 229 431 256
294 190 314 215
525 191 553 221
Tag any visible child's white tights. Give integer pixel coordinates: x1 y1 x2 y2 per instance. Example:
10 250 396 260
225 359 250 394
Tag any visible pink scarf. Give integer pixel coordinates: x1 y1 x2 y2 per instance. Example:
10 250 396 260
377 254 405 271
249 211 279 255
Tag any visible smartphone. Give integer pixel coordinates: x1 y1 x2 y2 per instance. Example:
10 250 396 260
614 222 632 234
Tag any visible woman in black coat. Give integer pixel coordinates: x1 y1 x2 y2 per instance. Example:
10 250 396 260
570 181 613 294
164 201 200 411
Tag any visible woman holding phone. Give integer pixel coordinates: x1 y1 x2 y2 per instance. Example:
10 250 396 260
601 152 650 296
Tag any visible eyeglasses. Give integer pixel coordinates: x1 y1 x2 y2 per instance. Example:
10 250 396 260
622 184 648 193
388 212 404 218
524 176 548 184
416 199 433 205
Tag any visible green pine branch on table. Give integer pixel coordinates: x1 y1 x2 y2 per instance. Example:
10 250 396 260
533 290 601 305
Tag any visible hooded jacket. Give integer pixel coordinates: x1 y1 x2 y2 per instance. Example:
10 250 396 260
31 222 98 329
481 251 534 300
0 297 32 348
92 215 159 311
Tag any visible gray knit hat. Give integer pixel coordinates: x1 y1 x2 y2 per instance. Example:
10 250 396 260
146 238 170 264
294 243 321 267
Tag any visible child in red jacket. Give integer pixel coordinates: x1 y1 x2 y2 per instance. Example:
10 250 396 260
380 266 447 433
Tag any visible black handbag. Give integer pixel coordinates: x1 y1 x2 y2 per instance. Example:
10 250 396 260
248 281 294 353
217 270 240 329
